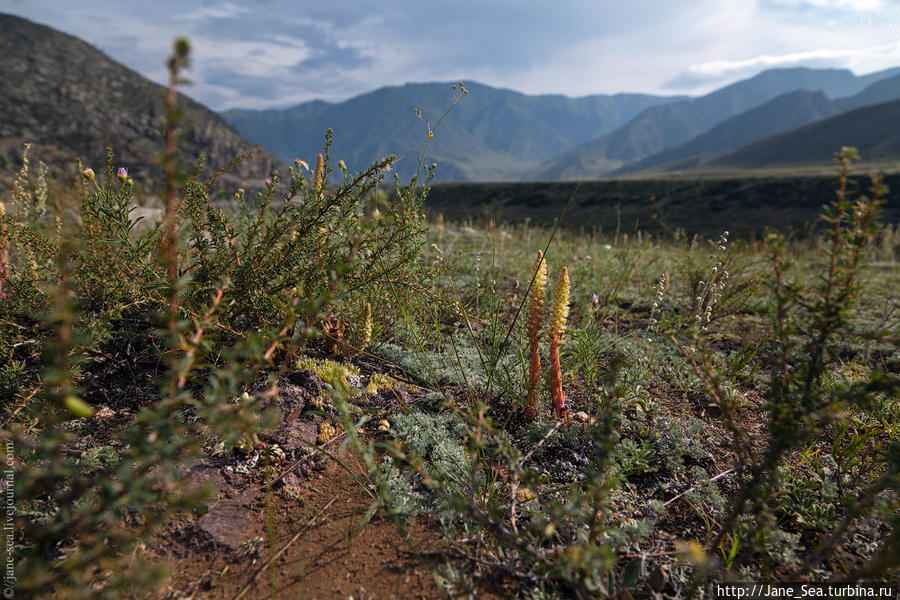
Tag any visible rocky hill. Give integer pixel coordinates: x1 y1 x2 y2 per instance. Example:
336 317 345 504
0 13 284 190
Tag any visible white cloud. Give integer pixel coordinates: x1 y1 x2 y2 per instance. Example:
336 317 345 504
684 43 899 78
769 0 885 10
181 3 249 21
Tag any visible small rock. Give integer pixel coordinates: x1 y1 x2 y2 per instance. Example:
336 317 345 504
372 386 411 409
257 370 326 423
271 419 318 453
278 471 309 498
283 369 324 396
571 411 597 425
93 405 116 420
272 383 309 421
195 490 259 550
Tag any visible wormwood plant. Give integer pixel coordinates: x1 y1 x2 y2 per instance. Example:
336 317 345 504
362 147 898 597
686 147 900 580
0 36 436 597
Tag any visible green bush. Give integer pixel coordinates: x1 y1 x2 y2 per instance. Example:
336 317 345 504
0 38 436 597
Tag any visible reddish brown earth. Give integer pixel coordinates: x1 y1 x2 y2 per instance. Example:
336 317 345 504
150 447 445 600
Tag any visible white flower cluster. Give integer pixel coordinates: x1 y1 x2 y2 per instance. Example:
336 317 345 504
694 230 730 335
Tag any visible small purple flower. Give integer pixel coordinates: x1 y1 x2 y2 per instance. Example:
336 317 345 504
117 167 128 181
591 294 599 304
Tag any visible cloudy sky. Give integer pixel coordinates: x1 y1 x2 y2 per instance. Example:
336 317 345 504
2 0 900 110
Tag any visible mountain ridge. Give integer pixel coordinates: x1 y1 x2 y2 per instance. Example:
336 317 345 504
222 81 686 182
0 13 284 189
538 66 900 180
703 99 900 170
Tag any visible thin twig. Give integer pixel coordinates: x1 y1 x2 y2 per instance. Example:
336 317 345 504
232 496 337 600
663 467 733 508
511 421 562 533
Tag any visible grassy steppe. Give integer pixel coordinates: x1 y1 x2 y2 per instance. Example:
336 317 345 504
0 55 897 596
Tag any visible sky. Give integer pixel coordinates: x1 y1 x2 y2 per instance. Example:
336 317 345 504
2 0 900 110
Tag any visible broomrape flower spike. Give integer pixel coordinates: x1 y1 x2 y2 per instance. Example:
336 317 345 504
525 250 548 419
360 302 372 352
314 153 325 197
344 302 373 358
549 266 570 422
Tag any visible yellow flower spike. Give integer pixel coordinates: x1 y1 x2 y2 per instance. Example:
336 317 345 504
548 266 570 422
525 250 547 419
550 266 570 341
313 153 325 197
360 302 372 353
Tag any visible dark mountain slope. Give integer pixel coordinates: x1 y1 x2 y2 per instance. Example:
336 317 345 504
539 67 900 180
621 90 840 174
0 13 283 187
836 72 900 111
708 99 900 169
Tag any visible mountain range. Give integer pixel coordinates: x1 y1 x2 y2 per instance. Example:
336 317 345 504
223 83 685 182
224 66 900 181
538 67 900 179
0 13 283 189
2 12 899 186
706 99 900 170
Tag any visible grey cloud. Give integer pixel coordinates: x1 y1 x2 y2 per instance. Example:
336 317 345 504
4 0 897 111
291 44 372 73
